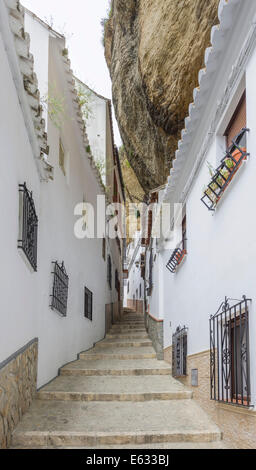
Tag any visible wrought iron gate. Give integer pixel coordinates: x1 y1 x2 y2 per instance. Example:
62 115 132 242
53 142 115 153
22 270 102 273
172 326 188 378
210 296 251 407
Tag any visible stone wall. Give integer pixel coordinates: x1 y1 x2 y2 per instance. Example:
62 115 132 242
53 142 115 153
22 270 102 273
164 345 172 366
164 346 256 449
147 315 163 360
0 339 38 449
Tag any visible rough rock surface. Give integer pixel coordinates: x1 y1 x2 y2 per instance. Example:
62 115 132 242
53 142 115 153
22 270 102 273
105 0 220 192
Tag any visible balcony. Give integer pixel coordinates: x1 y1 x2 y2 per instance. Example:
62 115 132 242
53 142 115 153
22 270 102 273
166 240 187 274
201 128 249 211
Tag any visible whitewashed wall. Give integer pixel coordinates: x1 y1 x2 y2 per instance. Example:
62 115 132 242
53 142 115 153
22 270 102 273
0 13 109 388
0 32 41 368
160 4 256 406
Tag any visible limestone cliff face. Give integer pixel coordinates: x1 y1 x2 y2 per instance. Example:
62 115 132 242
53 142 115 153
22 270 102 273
105 0 219 193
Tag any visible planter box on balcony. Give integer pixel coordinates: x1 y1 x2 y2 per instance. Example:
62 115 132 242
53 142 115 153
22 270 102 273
201 128 249 211
166 242 187 274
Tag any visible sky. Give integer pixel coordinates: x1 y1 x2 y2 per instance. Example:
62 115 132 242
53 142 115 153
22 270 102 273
22 0 122 146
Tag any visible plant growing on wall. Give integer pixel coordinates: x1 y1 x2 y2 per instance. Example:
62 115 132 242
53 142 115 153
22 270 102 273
101 0 113 46
76 85 93 121
95 159 106 178
41 82 66 130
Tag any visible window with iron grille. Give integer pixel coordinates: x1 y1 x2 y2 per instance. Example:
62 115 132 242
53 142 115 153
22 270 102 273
107 255 112 289
50 261 69 317
210 296 251 407
84 287 93 321
18 183 38 272
172 326 188 378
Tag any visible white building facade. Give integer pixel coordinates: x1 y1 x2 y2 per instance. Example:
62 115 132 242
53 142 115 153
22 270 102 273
144 0 256 448
124 231 145 314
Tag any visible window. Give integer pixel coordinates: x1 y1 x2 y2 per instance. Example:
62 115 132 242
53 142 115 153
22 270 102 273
182 215 187 252
127 282 130 294
84 287 93 321
18 183 38 272
50 261 69 317
225 92 246 149
139 284 142 299
210 296 251 407
59 139 66 175
102 238 106 261
107 255 112 290
172 326 188 378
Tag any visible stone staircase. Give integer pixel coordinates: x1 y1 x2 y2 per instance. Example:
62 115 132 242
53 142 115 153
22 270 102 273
11 310 223 449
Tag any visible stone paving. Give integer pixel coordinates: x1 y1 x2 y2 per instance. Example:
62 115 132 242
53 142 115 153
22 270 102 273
11 310 223 449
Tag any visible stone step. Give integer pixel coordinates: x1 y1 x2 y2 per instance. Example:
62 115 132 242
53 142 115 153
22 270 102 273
60 359 172 377
116 321 144 325
111 325 146 331
106 332 149 339
12 442 227 449
96 339 153 348
37 375 192 402
79 346 156 360
123 316 144 320
12 400 222 448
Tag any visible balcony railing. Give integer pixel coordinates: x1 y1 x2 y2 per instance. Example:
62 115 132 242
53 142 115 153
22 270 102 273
201 128 249 211
166 239 187 274
210 296 251 407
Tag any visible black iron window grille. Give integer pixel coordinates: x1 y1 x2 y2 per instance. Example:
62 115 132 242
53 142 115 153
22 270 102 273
84 287 93 321
172 326 188 378
18 183 38 272
107 255 112 290
50 261 69 317
166 239 187 274
210 296 251 407
201 128 249 211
